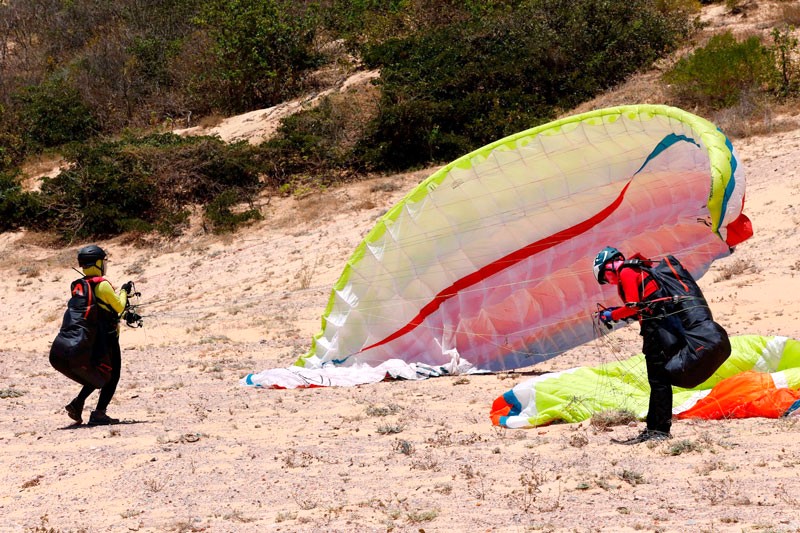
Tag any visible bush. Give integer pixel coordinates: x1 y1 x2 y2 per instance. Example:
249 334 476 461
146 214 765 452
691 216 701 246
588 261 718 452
203 190 262 234
359 0 691 170
35 133 262 240
770 26 800 97
198 0 322 112
664 31 778 109
0 131 25 171
12 76 98 149
0 170 39 231
260 86 380 187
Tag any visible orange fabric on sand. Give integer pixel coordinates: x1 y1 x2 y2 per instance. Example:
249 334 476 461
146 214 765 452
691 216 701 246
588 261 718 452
677 371 800 420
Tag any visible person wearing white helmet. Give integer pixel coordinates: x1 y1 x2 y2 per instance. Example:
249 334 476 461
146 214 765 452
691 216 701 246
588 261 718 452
63 244 133 426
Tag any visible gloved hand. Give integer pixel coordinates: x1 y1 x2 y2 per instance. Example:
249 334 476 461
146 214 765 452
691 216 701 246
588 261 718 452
599 307 618 329
124 309 143 328
121 281 133 295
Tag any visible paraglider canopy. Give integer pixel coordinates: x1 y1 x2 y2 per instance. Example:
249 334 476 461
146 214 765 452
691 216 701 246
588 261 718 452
296 104 751 373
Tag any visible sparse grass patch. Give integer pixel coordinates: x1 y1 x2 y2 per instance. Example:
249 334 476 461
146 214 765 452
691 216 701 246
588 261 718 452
144 477 167 493
18 265 40 278
590 408 638 431
433 482 452 495
365 403 402 417
619 469 645 485
406 509 438 523
275 511 298 523
393 439 415 455
282 449 317 468
295 257 320 290
410 451 441 471
376 423 404 435
370 181 401 193
124 258 148 276
290 486 318 510
696 477 735 505
0 388 25 398
460 464 488 500
222 510 255 523
713 257 759 282
665 438 703 456
566 431 589 448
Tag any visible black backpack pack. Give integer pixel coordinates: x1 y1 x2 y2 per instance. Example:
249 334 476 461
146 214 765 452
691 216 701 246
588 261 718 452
631 255 731 389
49 277 112 388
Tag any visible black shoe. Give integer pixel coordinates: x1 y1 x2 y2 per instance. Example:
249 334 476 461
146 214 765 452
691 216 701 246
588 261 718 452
88 410 119 426
612 429 672 445
65 400 84 424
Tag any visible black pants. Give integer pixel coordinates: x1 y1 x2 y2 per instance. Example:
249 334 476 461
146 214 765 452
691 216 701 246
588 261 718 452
76 333 121 411
645 354 673 433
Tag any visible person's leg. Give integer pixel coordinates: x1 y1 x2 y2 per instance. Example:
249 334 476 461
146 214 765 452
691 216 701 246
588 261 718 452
65 385 94 423
89 336 121 425
645 355 673 434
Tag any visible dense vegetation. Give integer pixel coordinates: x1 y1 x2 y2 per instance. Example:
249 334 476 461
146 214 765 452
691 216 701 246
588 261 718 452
0 0 797 240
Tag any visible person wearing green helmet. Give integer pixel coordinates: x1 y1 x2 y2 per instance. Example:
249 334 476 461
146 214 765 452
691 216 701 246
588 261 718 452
62 244 133 426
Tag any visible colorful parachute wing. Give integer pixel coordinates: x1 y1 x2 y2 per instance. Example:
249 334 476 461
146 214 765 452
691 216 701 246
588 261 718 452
299 105 751 372
491 336 800 428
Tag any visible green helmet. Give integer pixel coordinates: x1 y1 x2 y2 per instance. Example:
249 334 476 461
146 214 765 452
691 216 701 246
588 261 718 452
593 246 624 285
77 244 107 269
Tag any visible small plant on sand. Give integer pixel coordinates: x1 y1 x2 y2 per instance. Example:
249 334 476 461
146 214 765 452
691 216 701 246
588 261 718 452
290 486 318 510
406 509 438 523
365 403 402 417
393 439 415 455
144 477 167 493
376 423 404 435
296 257 320 290
275 511 298 523
590 408 638 431
665 438 702 456
410 451 441 472
619 469 645 486
460 464 488 500
696 477 733 505
713 257 758 282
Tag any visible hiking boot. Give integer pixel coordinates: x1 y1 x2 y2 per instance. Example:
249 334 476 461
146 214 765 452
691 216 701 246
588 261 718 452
65 399 84 424
88 410 120 426
612 429 672 445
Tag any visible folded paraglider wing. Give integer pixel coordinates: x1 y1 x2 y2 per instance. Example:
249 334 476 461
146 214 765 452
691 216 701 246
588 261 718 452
294 104 750 373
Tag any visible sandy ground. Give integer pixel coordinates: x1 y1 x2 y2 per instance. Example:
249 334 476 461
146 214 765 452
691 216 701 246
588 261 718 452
4 5 800 532
1 121 799 533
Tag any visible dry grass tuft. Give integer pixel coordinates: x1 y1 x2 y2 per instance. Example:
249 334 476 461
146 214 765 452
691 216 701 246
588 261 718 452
590 409 638 431
714 257 760 282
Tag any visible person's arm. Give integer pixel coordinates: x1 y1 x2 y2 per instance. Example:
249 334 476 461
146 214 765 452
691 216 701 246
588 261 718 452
94 280 128 315
609 268 641 321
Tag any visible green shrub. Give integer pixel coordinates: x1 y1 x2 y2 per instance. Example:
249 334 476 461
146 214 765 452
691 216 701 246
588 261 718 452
34 133 262 240
0 131 26 171
12 76 98 149
198 0 322 112
260 88 379 186
664 31 778 109
359 0 690 170
770 26 800 97
0 170 39 231
203 189 262 234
